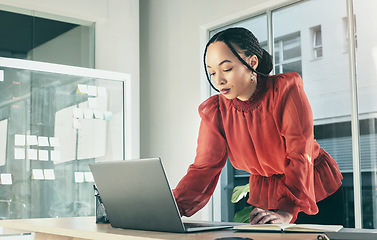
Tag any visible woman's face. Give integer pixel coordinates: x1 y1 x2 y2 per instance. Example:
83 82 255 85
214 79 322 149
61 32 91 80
206 41 258 101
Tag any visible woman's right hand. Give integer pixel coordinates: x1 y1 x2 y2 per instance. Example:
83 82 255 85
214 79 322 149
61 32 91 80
249 207 292 225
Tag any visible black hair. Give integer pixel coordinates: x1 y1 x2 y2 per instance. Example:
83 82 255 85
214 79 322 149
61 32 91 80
203 27 273 92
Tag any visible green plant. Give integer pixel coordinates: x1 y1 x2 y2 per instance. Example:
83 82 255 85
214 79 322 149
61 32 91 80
231 183 253 223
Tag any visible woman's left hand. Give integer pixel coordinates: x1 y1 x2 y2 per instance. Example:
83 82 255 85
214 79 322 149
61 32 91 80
249 207 293 225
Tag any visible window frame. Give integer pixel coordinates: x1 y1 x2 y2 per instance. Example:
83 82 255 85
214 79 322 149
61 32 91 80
312 25 323 59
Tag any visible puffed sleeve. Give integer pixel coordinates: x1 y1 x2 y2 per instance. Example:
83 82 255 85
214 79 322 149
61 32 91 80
172 95 228 217
273 73 318 221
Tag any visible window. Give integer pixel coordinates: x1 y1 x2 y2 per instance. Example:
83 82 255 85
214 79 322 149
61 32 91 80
274 33 302 76
208 0 377 229
0 8 94 68
312 26 323 58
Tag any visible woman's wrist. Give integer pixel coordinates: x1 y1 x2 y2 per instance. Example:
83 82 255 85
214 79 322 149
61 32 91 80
275 209 293 223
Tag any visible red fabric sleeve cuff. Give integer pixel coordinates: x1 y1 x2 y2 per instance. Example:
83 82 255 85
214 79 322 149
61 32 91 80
276 197 301 223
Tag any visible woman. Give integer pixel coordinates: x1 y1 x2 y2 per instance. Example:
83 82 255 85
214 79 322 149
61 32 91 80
172 27 343 224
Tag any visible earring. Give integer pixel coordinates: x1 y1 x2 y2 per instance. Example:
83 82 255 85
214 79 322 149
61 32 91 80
251 73 256 82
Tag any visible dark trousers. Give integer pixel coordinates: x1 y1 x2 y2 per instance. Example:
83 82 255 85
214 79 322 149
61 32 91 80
295 187 345 225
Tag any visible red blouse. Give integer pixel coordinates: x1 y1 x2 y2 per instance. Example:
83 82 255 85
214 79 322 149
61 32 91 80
172 72 343 222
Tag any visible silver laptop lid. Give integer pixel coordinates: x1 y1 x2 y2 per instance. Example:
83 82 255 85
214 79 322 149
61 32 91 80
89 158 186 232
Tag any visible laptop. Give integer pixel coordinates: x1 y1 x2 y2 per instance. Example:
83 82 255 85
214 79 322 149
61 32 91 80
89 157 234 233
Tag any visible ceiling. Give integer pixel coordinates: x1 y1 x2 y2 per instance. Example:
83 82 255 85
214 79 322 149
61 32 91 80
0 9 78 55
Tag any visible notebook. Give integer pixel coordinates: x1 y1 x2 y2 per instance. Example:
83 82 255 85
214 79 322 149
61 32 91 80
89 157 234 233
233 223 343 233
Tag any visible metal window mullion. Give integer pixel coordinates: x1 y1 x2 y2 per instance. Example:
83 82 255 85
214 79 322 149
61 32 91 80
267 9 275 75
279 41 284 73
347 0 362 229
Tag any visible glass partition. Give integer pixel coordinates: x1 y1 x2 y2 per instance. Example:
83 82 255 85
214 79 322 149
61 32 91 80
0 57 127 219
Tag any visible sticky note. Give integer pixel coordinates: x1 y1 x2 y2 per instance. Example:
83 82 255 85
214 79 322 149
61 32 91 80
73 118 82 129
84 172 94 182
104 111 113 121
28 149 38 160
73 108 84 119
1 174 12 185
38 136 50 146
32 169 44 180
39 150 49 161
44 169 55 180
49 137 60 147
27 135 38 145
74 172 84 183
14 148 25 159
87 85 97 96
15 134 26 146
77 84 88 94
88 98 98 109
93 110 104 119
83 108 94 119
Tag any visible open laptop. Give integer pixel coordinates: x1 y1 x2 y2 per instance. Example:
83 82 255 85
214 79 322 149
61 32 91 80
89 157 234 233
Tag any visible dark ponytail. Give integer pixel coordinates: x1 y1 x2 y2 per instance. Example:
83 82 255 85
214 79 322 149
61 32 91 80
203 27 273 92
256 49 273 75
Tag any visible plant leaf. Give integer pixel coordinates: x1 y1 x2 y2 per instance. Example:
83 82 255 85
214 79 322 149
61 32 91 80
231 184 250 203
233 206 253 223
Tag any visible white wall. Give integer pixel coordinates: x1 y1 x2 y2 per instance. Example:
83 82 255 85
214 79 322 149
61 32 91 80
139 0 298 221
0 0 140 159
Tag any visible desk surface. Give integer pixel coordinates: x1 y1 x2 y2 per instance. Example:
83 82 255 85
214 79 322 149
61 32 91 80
0 217 323 240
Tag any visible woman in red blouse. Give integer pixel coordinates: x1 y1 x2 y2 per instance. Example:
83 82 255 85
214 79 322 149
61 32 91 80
172 27 343 225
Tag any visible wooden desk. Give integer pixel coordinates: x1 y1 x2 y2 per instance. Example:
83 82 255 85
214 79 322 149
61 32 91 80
0 217 322 240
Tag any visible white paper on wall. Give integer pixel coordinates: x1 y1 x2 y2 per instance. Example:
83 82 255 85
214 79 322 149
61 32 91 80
54 105 76 164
